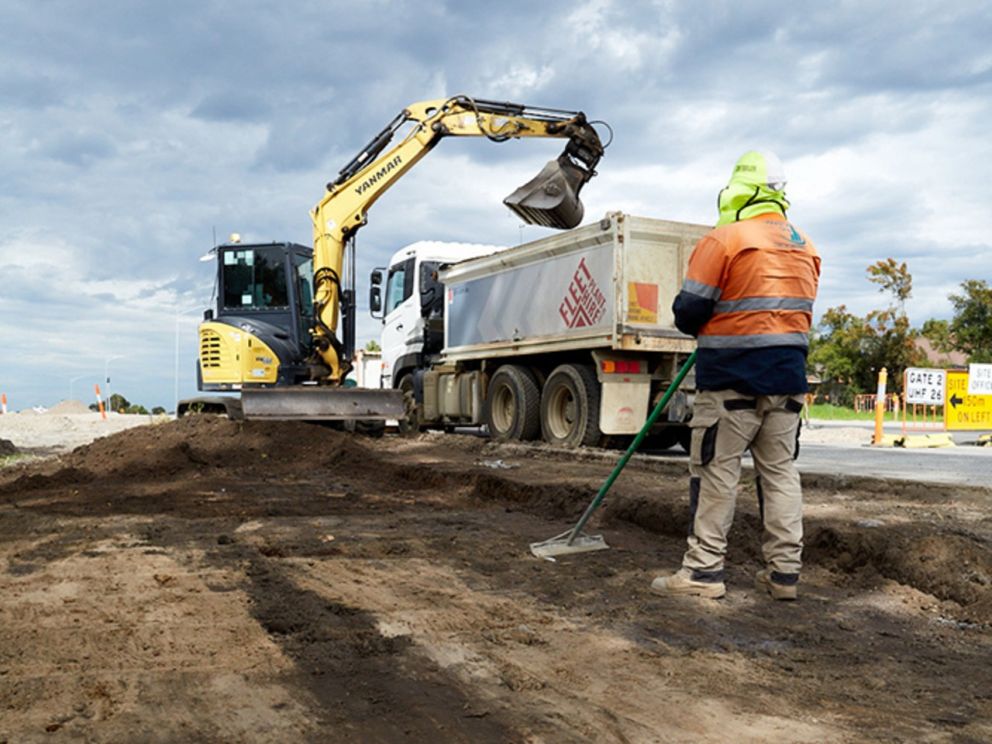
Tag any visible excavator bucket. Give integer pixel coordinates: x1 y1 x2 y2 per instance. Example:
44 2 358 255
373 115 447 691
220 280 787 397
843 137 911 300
503 154 590 229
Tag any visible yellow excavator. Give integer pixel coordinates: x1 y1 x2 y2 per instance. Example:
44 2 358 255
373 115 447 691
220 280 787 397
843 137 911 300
186 95 606 421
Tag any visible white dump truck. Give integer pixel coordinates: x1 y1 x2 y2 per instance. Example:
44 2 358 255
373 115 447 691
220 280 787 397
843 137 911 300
369 212 708 448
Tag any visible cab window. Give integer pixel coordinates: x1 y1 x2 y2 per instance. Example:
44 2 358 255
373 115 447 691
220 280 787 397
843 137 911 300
386 257 415 314
294 254 314 316
221 247 289 310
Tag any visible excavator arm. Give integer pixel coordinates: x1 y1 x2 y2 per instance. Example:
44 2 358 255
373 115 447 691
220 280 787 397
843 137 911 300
309 95 606 383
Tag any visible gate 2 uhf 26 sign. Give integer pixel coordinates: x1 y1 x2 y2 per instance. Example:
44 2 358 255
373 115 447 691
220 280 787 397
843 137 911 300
904 368 945 406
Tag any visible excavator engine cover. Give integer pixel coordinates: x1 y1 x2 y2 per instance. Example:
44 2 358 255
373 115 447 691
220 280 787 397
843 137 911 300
503 154 589 229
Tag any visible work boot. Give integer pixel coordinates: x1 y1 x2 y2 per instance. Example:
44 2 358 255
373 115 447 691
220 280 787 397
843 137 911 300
650 568 726 599
755 570 798 601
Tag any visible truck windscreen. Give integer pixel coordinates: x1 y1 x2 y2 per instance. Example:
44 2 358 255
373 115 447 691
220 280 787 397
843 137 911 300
221 247 289 310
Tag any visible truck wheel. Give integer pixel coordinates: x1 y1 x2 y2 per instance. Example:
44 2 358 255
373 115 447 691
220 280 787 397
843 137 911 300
486 365 541 441
397 374 420 435
540 364 601 448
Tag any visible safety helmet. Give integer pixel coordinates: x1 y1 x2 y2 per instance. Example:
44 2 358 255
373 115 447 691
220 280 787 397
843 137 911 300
716 150 790 226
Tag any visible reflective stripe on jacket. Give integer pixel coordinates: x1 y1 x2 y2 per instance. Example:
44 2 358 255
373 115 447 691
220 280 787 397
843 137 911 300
675 214 820 348
672 213 820 394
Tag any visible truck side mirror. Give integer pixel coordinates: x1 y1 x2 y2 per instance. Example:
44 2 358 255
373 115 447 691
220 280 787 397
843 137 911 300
369 286 382 317
369 267 385 318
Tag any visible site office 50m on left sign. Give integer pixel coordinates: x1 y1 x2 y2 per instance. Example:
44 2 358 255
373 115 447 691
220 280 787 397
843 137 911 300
945 369 992 430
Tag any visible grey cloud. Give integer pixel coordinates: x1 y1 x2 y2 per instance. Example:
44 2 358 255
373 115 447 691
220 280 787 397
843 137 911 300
0 70 63 108
191 93 272 123
38 130 118 167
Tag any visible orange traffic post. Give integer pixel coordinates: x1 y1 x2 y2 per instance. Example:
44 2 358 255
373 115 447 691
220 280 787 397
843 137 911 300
872 367 888 445
94 384 107 421
1 393 6 415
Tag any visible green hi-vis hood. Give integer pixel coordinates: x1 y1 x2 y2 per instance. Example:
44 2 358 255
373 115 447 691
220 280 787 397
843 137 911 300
716 150 790 226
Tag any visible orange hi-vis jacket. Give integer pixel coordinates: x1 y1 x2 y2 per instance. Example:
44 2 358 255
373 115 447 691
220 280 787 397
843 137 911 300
681 214 820 350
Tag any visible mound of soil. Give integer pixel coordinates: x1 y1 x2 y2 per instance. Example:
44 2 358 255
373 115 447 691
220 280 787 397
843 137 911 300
47 400 92 415
0 417 376 494
0 438 18 456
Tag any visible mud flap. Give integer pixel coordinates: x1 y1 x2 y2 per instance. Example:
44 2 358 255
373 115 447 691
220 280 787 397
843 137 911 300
503 154 589 229
241 387 407 421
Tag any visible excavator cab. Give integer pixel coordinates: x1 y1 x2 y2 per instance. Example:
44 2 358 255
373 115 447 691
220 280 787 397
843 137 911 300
196 241 315 393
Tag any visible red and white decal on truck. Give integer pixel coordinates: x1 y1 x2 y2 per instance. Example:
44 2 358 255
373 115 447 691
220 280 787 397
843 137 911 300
558 257 607 328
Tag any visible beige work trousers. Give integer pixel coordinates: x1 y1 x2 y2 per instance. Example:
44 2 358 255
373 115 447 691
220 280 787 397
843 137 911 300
682 390 805 578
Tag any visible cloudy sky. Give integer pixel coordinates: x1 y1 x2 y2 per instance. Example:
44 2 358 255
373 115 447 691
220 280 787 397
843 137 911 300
2 0 990 410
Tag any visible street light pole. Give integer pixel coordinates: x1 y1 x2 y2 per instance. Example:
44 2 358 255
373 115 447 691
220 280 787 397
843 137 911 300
104 355 125 414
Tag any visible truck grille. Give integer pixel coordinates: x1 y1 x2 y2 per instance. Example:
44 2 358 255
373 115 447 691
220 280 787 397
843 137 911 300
200 330 227 369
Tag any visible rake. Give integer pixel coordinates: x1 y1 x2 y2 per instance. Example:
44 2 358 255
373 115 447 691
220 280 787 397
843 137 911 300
530 351 697 559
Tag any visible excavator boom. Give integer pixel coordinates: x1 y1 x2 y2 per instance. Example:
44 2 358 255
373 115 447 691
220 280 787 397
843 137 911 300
310 94 606 383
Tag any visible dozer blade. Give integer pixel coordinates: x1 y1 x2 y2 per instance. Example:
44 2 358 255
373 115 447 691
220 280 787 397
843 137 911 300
241 387 407 421
503 154 588 229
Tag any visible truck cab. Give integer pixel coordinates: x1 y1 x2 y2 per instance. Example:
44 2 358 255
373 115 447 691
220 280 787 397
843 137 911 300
371 241 506 392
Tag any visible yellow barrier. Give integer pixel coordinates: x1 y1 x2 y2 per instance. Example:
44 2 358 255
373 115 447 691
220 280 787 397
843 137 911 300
899 433 955 449
873 433 956 448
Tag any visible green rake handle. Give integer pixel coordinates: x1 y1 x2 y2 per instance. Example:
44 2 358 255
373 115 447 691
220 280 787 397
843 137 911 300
564 351 697 546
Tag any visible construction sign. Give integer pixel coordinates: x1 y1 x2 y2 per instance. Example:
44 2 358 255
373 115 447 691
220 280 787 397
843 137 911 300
968 363 992 395
945 370 992 430
905 367 945 405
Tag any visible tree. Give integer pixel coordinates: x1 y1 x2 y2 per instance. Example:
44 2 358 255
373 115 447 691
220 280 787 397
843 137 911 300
948 279 992 363
364 339 381 352
867 258 912 309
109 393 130 413
921 318 953 353
809 260 923 395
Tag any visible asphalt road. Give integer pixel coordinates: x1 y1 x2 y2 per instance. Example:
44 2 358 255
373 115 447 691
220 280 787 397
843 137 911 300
792 420 991 486
636 420 991 488
791 442 992 486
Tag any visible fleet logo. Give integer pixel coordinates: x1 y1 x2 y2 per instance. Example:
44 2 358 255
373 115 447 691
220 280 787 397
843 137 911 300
354 155 403 195
558 257 607 328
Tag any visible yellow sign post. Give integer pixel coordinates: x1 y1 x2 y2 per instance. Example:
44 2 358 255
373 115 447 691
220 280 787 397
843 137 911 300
945 370 992 430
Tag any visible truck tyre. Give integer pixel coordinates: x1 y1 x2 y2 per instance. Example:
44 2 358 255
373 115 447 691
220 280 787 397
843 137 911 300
486 365 541 441
397 373 420 435
540 364 601 448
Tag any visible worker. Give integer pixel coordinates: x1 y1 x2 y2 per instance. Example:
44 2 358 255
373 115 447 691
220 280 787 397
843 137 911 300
651 151 821 601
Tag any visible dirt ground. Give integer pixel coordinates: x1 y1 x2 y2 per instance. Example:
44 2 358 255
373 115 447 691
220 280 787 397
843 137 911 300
0 418 989 743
